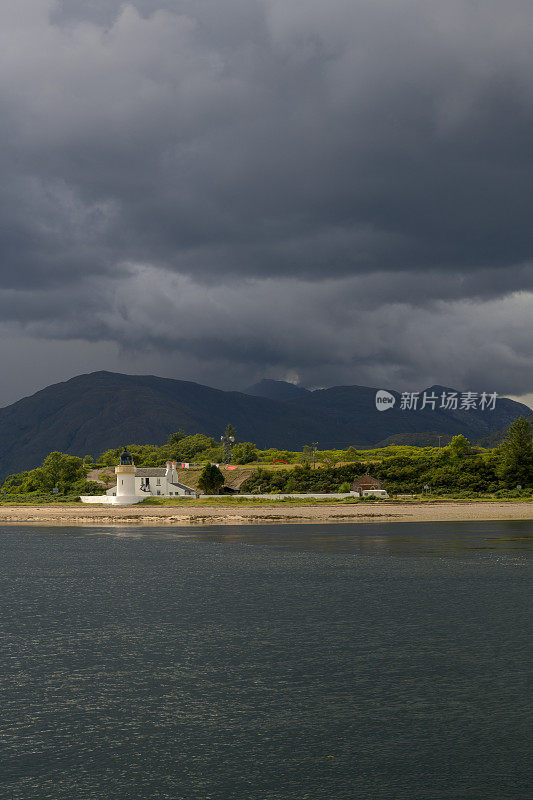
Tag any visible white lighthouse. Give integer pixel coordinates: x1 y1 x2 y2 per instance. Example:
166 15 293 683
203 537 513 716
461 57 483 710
114 448 139 504
80 448 196 505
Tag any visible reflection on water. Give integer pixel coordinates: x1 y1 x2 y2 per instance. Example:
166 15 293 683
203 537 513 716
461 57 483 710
65 519 533 557
0 522 531 800
186 520 533 556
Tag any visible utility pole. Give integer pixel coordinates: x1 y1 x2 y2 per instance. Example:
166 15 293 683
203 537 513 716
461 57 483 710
437 434 443 448
312 442 318 470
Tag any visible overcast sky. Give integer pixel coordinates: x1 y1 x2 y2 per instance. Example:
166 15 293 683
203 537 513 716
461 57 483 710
1 0 533 406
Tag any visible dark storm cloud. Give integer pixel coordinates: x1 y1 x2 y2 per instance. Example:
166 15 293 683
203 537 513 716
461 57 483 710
2 0 533 400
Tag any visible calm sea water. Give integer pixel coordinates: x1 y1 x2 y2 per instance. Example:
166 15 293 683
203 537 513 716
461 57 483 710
0 521 531 800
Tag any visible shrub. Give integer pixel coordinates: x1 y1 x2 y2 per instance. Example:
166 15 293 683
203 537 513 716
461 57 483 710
198 463 225 494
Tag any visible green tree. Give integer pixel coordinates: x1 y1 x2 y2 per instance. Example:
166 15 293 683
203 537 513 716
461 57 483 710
175 434 217 460
167 429 186 446
199 444 224 463
284 476 300 492
98 447 121 467
448 435 471 458
197 463 225 494
497 416 533 487
40 452 86 493
300 445 313 466
1 470 33 495
231 442 258 464
1 452 87 496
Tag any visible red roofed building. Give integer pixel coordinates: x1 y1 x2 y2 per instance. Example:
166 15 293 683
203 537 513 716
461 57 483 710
351 475 388 497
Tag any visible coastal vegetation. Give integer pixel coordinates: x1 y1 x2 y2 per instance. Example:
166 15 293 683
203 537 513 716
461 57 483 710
1 417 532 502
0 451 102 501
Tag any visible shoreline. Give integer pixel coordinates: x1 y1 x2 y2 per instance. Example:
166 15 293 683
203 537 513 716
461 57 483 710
1 500 533 526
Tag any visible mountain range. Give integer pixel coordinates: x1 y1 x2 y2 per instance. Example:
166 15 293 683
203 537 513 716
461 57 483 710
0 371 529 479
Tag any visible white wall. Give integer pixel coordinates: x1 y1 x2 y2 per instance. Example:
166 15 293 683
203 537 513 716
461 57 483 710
80 494 142 505
135 476 193 497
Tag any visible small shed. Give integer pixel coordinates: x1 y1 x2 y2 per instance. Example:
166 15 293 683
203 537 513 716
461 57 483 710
351 475 383 492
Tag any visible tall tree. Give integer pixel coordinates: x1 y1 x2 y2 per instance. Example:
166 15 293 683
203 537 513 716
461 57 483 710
497 416 533 487
300 445 313 466
198 463 225 495
225 424 237 439
448 434 471 458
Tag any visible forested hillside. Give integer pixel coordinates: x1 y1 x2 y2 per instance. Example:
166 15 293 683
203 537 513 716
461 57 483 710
0 371 529 479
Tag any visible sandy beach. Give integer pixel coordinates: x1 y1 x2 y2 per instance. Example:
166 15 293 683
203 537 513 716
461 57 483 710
0 500 533 526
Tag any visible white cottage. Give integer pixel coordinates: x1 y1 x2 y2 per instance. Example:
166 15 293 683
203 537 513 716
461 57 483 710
81 448 196 505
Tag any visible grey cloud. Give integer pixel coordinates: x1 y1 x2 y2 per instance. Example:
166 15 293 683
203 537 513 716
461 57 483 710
3 1 533 281
3 265 533 398
2 1 533 399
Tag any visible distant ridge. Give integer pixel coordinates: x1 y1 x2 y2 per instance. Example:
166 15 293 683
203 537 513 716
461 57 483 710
0 371 529 478
244 379 310 401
